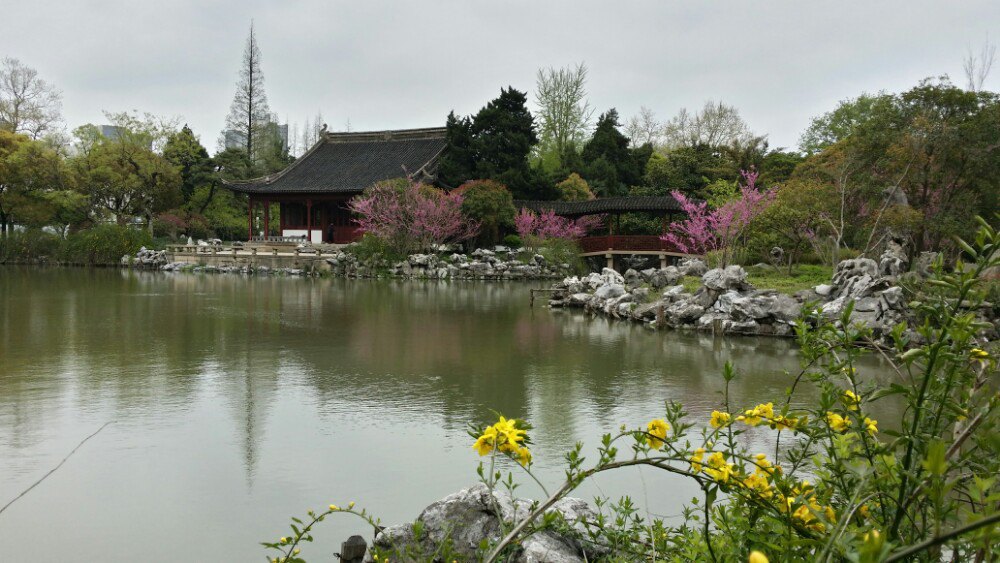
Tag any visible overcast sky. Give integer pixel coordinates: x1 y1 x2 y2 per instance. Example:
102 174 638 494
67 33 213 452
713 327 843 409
3 1 998 154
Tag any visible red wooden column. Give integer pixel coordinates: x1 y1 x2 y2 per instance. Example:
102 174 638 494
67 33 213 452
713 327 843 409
263 198 270 240
247 196 254 241
306 199 313 243
278 201 285 237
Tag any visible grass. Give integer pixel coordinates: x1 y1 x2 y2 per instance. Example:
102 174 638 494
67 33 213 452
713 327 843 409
673 263 833 296
745 263 832 294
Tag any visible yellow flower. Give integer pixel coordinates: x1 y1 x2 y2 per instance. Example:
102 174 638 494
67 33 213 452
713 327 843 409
970 348 990 360
705 451 734 483
710 410 732 428
864 529 881 543
279 537 288 544
690 448 706 472
859 504 870 518
348 501 355 509
824 505 837 522
493 416 527 453
742 472 773 499
514 445 532 466
329 504 339 511
293 549 300 555
749 551 769 563
757 402 774 419
646 419 669 450
864 417 878 435
473 426 498 456
842 390 861 411
826 411 852 432
738 403 774 426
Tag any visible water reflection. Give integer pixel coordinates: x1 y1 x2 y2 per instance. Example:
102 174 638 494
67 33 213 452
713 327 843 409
0 267 895 562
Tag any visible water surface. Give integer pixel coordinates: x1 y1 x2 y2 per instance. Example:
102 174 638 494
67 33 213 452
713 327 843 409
0 267 894 561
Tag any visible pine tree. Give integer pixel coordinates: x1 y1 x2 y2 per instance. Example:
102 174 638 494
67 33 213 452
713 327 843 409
224 22 271 167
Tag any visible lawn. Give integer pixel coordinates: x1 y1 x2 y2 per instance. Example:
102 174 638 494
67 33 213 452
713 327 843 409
675 264 833 296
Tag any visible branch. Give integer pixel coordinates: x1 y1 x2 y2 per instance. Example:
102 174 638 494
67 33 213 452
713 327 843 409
0 421 115 517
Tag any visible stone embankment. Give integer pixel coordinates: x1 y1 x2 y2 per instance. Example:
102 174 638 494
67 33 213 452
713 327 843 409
326 247 572 280
370 483 600 563
548 255 996 348
125 245 574 280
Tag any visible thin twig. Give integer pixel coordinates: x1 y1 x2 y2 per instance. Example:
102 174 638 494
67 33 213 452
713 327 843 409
884 511 1000 562
0 421 115 517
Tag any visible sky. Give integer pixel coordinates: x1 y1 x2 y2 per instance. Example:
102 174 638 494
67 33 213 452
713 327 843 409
3 0 998 154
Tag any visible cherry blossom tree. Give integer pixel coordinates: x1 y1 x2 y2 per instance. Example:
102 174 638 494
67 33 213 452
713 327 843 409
515 208 602 245
349 181 479 254
660 169 774 266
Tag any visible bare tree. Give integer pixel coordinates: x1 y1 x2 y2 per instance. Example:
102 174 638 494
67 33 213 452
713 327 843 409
0 58 63 139
661 100 754 149
224 22 272 165
534 62 594 158
624 106 661 147
964 35 996 92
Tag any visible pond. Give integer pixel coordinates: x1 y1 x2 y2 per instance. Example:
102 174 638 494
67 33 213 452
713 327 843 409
0 267 896 561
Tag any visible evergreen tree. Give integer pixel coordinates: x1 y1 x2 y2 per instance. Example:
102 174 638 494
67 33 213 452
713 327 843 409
580 109 649 196
224 22 271 167
437 111 475 188
163 125 212 202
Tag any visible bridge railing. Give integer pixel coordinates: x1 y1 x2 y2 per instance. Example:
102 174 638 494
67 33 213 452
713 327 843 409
579 235 684 254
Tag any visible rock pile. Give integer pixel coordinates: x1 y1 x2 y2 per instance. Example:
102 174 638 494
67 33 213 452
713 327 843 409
121 247 168 269
325 247 572 280
372 483 601 563
547 255 985 347
551 261 802 337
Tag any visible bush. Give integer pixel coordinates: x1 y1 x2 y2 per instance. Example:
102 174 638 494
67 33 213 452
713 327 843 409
59 224 152 266
537 238 585 273
555 173 595 201
344 233 403 266
0 229 62 263
502 234 522 249
454 180 516 247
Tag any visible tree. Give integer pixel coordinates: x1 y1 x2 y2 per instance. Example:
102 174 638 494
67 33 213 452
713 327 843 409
454 179 516 246
0 58 62 139
963 35 996 92
798 93 893 155
440 88 543 199
224 23 272 167
437 111 476 188
163 125 213 202
534 63 593 170
73 112 182 234
661 169 775 266
661 101 754 149
514 208 601 243
624 106 662 147
0 130 72 235
348 180 479 254
554 173 594 201
581 109 650 196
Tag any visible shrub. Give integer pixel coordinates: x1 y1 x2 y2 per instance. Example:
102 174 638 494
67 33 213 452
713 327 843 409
0 229 62 263
454 180 516 247
555 173 595 201
502 234 522 249
59 224 152 266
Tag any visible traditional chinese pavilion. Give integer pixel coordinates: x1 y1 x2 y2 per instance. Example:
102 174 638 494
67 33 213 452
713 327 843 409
225 127 447 244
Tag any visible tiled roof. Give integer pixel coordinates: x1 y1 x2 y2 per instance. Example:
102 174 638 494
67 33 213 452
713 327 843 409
225 127 447 194
514 196 686 216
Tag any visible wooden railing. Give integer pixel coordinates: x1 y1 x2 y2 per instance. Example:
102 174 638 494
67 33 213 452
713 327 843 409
250 235 308 243
579 235 684 254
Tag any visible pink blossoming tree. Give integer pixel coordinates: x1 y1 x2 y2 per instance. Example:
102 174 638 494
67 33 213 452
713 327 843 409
514 208 603 246
348 181 479 254
660 169 775 267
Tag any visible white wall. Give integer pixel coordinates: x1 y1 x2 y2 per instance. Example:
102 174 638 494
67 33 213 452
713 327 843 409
282 229 322 244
